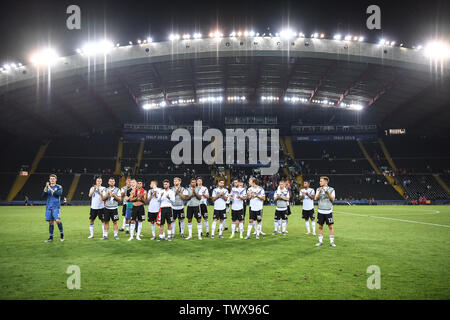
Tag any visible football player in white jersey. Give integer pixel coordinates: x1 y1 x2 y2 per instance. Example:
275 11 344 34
101 177 122 240
299 180 316 235
314 176 336 247
196 177 210 237
246 177 265 239
88 177 106 239
210 179 229 239
171 177 189 238
158 179 175 242
146 180 161 240
273 180 290 236
229 179 247 239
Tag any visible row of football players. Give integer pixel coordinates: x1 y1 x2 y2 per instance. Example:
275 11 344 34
88 175 336 246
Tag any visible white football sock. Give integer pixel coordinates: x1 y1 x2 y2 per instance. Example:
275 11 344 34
311 221 316 233
239 222 244 235
197 222 202 237
188 223 193 237
180 220 185 235
247 223 253 236
219 222 224 236
211 221 217 236
130 223 135 238
256 223 261 236
231 223 236 235
330 235 334 243
282 220 287 233
89 224 94 237
125 222 129 231
151 224 156 237
204 220 209 233
122 218 126 229
171 222 176 235
137 222 143 236
305 221 311 233
274 220 278 231
318 234 323 243
101 223 105 236
114 229 118 237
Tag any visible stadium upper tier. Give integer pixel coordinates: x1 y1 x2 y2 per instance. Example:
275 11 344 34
0 37 449 139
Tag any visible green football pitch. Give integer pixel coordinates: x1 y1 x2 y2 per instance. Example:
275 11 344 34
0 205 449 300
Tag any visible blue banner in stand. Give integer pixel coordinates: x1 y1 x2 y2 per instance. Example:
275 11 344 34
123 133 172 141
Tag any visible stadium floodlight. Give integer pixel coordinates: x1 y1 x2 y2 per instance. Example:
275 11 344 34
344 35 352 41
30 48 59 66
320 33 325 38
237 31 242 37
230 31 236 37
76 48 82 54
3 64 11 70
279 29 296 39
417 45 423 50
182 34 191 40
379 39 386 45
169 34 180 41
193 33 202 39
128 41 133 45
256 32 260 37
81 40 114 56
424 41 449 59
313 33 319 38
137 39 142 44
147 37 153 43
116 43 120 47
244 31 249 37
358 36 364 42
249 31 255 37
298 32 305 38
333 34 342 40
390 41 396 46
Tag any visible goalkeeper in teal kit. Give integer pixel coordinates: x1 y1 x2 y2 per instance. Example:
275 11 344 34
42 174 64 242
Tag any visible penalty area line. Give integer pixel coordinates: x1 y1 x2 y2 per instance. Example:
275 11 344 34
335 210 450 228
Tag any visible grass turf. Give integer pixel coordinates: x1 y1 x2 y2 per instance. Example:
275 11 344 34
0 205 448 300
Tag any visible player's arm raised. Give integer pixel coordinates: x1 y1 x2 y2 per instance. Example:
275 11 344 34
88 186 96 198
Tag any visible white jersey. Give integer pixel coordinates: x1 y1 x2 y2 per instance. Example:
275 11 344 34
148 187 161 212
159 189 175 208
248 186 265 211
212 187 228 210
230 187 246 210
300 188 315 211
90 186 106 209
197 186 209 205
274 187 290 211
317 187 335 214
103 186 121 209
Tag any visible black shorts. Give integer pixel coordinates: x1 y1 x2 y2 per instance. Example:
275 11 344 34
302 209 315 220
249 210 262 221
148 211 158 223
287 205 292 216
104 208 120 222
187 206 201 220
213 209 226 220
274 209 288 220
122 204 127 216
199 204 208 218
160 207 173 225
317 212 334 225
90 208 105 221
231 209 244 221
131 205 146 222
172 208 185 220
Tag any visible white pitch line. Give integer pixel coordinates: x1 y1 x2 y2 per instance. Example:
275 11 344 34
335 210 450 228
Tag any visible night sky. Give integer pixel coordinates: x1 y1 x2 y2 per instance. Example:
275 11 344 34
0 0 449 64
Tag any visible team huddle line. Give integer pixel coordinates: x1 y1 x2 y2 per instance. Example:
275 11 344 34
42 174 337 246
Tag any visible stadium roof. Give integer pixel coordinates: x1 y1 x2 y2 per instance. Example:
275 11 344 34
0 36 449 139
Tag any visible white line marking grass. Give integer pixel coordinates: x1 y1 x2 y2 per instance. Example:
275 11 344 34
335 210 450 228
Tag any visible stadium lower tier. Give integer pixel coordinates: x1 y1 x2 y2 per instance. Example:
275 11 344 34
3 172 448 202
